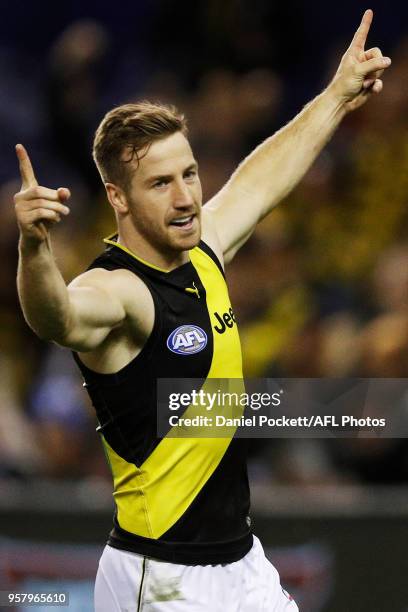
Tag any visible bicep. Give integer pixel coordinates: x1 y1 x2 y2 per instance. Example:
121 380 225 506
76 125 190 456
204 182 262 262
60 274 126 351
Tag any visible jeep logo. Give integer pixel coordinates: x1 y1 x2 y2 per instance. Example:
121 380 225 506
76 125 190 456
213 308 236 334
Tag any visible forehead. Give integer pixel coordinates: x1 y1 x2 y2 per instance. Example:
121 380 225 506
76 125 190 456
133 132 196 180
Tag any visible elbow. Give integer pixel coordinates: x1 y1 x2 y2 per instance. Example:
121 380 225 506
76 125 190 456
29 315 74 346
34 326 70 346
22 317 62 344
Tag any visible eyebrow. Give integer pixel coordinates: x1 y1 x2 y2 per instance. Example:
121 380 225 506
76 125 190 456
145 162 198 186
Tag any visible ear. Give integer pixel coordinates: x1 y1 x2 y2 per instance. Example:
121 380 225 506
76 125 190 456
105 182 129 214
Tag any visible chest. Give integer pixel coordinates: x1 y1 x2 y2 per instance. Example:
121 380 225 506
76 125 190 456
147 256 243 379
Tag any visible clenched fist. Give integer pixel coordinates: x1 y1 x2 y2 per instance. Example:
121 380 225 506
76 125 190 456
14 144 71 245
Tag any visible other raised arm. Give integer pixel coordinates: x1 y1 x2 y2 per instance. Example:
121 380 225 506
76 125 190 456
204 10 391 263
15 145 128 351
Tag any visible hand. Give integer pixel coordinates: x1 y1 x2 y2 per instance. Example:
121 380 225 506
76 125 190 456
14 144 71 245
330 9 391 112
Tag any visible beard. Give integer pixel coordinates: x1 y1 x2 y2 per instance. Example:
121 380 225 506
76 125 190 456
129 206 201 256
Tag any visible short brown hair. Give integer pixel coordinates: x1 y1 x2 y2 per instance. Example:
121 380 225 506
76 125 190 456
92 101 188 192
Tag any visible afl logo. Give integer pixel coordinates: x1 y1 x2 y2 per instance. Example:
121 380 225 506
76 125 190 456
167 325 208 355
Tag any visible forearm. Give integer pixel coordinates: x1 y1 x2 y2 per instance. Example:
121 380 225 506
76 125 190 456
233 84 346 216
17 237 73 341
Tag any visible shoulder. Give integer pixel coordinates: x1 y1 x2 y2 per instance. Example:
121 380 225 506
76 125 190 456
68 267 154 319
69 266 143 289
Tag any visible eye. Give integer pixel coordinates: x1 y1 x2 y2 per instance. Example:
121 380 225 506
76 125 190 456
153 179 169 189
184 169 197 181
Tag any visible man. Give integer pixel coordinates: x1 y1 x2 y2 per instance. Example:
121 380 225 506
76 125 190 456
15 10 389 611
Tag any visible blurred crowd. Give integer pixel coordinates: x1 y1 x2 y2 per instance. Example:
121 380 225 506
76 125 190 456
0 1 408 489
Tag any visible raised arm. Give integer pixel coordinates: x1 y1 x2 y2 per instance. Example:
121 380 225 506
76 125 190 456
204 10 391 262
15 145 128 351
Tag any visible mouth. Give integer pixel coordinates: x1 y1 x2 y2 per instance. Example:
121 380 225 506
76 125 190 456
169 214 196 231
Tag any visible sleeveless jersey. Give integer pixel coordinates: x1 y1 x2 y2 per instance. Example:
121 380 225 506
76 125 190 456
73 236 252 565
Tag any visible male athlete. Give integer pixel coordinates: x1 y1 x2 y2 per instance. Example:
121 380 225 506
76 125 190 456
15 11 389 611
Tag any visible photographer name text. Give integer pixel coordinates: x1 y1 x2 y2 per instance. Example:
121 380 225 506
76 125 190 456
168 414 386 429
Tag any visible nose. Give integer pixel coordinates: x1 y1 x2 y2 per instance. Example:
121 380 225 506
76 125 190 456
172 179 193 208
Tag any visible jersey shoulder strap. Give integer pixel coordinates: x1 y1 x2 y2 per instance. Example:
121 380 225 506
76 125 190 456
196 240 225 279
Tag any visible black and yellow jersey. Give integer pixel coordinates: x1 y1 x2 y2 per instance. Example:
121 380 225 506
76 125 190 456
73 236 252 565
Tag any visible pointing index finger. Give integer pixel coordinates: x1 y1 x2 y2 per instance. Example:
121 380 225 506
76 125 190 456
15 143 38 189
350 9 373 52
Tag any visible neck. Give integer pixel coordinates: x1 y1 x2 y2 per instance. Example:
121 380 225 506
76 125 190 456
116 230 190 271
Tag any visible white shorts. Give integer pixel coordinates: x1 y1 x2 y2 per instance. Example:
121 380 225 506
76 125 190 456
94 536 299 611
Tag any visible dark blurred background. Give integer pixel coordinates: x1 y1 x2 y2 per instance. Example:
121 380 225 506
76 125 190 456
1 1 408 610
